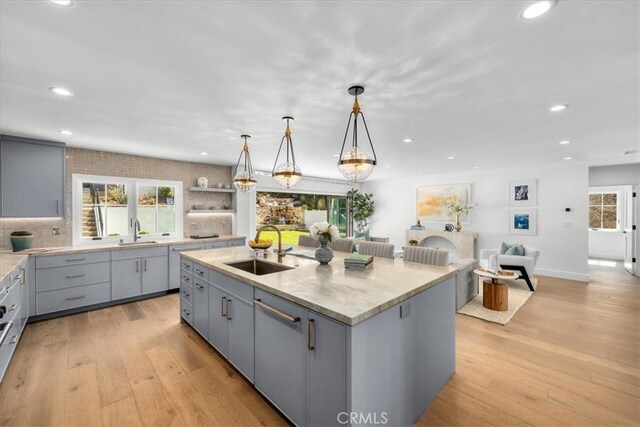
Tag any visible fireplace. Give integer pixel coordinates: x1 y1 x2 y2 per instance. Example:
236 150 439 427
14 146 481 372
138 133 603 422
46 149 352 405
406 229 478 261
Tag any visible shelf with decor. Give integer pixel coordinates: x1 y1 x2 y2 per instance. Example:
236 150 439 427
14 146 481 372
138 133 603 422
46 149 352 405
188 187 235 193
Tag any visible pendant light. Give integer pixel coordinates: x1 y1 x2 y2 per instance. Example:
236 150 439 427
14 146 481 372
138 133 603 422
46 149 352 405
337 85 378 182
233 135 257 193
272 116 302 189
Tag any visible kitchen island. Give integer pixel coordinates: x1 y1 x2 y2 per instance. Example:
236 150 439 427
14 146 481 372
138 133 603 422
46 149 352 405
181 246 458 427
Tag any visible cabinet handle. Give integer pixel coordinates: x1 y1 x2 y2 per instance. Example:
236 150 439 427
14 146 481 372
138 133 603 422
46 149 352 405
136 260 139 273
221 296 227 317
307 319 315 350
8 304 17 312
195 268 204 276
9 335 17 345
0 321 13 346
66 295 85 301
56 199 60 215
19 268 25 285
182 276 190 282
182 290 190 297
66 257 85 262
194 283 204 289
65 273 85 279
227 299 232 320
254 299 300 323
182 308 191 316
144 259 148 272
181 262 190 268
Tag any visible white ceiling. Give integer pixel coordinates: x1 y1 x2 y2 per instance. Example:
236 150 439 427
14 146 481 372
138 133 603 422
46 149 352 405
1 0 638 181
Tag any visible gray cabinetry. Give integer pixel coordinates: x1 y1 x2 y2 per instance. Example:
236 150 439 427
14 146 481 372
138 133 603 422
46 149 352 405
207 284 228 356
142 255 169 294
0 258 29 383
0 135 65 217
111 258 141 299
226 296 254 380
191 267 209 339
168 243 204 290
204 241 227 249
111 246 168 301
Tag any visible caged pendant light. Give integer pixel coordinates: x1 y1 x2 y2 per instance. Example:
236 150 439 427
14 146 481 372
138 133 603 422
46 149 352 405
232 135 257 193
272 116 302 189
337 85 378 182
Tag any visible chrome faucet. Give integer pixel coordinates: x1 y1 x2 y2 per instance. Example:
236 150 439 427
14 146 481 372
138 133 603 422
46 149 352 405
255 225 285 263
134 219 141 242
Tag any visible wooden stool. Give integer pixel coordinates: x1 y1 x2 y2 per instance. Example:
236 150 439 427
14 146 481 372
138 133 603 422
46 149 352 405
483 279 508 311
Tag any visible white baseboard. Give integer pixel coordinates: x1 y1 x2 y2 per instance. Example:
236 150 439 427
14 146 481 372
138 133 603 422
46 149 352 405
535 268 590 283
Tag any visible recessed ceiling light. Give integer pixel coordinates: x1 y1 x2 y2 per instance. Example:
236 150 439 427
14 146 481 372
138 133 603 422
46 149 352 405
559 140 571 145
418 172 424 175
50 86 73 96
564 156 573 160
200 152 208 156
474 166 480 169
403 138 414 143
550 104 569 112
332 153 340 157
447 156 455 160
58 130 72 135
50 0 74 5
385 165 391 168
521 0 556 19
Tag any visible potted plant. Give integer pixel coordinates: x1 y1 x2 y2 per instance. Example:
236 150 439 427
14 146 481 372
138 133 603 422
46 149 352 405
10 231 33 252
348 189 375 239
444 196 477 232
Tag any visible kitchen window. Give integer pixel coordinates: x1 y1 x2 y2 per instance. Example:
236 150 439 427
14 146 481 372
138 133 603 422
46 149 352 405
73 174 183 245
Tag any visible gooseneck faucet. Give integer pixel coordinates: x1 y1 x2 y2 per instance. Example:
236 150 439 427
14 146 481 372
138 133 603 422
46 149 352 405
255 225 285 263
134 219 141 242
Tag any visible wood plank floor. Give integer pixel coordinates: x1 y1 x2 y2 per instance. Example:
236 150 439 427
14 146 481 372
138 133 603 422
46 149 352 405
1 268 638 426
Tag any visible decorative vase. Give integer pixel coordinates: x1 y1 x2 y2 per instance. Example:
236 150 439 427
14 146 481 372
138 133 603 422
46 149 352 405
315 236 334 265
197 177 208 188
454 214 462 232
10 235 33 252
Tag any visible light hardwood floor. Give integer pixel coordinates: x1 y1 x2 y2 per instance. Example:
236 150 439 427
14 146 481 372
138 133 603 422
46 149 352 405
1 268 638 426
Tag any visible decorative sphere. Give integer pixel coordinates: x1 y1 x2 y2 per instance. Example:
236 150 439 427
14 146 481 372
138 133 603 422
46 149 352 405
338 147 375 182
273 162 302 189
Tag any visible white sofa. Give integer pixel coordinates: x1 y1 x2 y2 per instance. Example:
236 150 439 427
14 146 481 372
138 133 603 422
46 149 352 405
480 245 540 291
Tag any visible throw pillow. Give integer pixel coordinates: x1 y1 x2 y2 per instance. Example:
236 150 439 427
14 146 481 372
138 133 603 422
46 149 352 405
504 245 518 255
514 244 525 256
499 241 511 255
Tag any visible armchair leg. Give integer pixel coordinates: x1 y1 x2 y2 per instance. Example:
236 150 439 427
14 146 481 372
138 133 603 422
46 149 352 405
499 264 535 292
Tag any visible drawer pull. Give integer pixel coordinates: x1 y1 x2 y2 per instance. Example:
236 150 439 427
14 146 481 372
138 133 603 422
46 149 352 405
66 257 86 262
194 268 205 276
227 299 232 320
182 276 190 282
8 304 17 312
307 319 315 350
181 263 191 268
222 296 227 317
254 299 300 323
65 273 86 279
194 283 204 289
20 268 25 284
182 291 190 297
66 295 85 301
182 308 191 316
9 335 17 345
0 321 13 346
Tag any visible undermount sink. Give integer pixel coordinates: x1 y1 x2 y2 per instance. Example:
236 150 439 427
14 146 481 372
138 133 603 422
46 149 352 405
118 241 158 246
225 259 294 276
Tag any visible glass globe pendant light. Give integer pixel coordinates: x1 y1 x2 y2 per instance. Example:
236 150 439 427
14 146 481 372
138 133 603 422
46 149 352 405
272 116 302 189
337 85 378 182
232 135 257 193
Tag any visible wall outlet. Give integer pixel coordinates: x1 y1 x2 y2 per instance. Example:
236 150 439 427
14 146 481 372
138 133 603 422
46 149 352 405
190 222 198 229
52 227 60 235
562 222 572 229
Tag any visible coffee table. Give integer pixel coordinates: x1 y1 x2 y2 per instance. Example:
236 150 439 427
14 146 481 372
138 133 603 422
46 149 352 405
473 269 520 311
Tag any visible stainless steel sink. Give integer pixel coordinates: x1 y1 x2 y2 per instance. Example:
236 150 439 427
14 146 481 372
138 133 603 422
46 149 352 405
225 259 293 276
118 241 158 246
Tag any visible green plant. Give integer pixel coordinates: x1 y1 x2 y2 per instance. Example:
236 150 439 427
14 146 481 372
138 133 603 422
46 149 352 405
10 231 32 236
348 189 374 232
107 185 128 205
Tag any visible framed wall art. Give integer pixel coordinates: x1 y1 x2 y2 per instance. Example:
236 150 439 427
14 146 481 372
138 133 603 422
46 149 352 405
509 179 537 207
416 183 471 223
509 208 537 235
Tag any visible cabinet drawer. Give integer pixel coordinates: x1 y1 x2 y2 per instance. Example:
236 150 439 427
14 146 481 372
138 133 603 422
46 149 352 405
36 262 110 292
193 263 207 279
181 300 193 325
36 251 110 269
111 246 168 261
36 281 111 315
180 258 193 273
9 266 24 288
204 241 227 249
180 282 193 305
0 282 20 323
228 239 245 247
180 271 192 285
209 269 253 303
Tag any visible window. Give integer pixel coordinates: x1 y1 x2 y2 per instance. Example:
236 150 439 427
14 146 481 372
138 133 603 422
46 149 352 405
73 174 182 244
589 192 618 230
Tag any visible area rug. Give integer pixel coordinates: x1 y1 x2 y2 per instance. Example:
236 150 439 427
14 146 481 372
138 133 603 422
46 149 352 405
457 278 537 325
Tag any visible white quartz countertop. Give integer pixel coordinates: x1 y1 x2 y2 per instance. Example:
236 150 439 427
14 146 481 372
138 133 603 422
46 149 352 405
183 246 459 326
0 252 28 283
13 235 245 257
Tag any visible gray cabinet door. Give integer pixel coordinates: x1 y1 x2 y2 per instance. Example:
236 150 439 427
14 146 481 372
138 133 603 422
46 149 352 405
208 284 228 356
111 258 141 300
254 289 308 427
192 275 209 339
141 255 168 294
308 312 347 427
227 296 254 382
0 137 65 217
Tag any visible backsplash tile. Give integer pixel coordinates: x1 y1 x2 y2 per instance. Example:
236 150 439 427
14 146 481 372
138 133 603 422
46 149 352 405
0 147 234 249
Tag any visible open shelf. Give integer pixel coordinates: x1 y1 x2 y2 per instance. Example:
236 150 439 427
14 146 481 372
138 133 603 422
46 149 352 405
189 187 235 193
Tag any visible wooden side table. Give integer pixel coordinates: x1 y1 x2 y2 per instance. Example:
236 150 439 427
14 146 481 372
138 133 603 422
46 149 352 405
474 269 519 312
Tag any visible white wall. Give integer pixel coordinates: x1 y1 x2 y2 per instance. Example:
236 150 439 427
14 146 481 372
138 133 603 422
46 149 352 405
362 162 590 281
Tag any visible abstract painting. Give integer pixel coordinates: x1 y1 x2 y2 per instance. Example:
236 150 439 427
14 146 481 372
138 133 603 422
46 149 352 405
416 184 471 223
509 208 537 235
509 179 537 206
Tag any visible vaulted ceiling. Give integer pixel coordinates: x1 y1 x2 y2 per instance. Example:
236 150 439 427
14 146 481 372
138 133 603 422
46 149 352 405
1 1 638 180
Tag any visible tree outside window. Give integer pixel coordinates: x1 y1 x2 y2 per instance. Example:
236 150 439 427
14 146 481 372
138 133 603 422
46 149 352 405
589 193 617 230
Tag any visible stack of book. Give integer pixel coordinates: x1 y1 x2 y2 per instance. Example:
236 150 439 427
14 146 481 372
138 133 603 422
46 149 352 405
344 254 374 269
